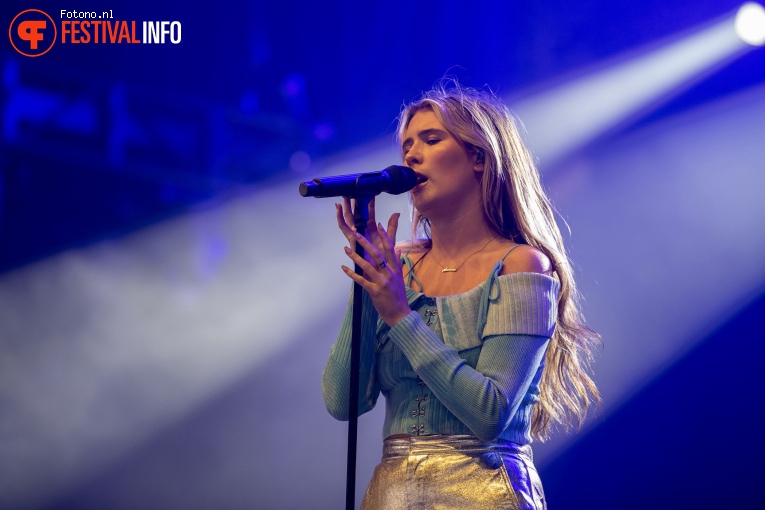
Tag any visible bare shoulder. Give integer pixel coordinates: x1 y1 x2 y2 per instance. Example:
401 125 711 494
500 244 553 276
394 239 429 260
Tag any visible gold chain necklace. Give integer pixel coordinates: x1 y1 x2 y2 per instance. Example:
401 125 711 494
428 235 498 273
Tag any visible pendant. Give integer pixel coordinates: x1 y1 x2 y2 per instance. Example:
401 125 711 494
442 268 457 273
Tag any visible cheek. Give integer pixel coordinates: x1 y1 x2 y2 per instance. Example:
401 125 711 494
433 146 467 169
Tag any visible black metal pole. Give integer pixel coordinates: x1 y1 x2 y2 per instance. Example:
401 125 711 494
346 195 370 510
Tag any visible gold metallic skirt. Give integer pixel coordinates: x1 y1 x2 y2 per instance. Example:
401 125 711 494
360 435 545 510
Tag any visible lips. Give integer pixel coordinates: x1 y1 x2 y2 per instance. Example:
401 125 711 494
412 172 428 192
415 172 428 184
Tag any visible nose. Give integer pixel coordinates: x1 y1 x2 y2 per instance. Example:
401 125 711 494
404 143 421 167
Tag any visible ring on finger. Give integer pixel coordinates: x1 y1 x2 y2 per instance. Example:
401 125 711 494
376 260 387 270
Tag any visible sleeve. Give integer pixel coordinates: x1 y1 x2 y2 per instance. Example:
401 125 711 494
386 273 559 440
321 286 382 420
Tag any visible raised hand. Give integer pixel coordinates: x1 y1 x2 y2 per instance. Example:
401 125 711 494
336 198 410 327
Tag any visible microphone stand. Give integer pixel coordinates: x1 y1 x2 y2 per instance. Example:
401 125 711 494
299 167 415 509
346 194 371 510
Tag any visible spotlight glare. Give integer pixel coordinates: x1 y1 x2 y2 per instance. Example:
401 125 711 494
735 2 765 46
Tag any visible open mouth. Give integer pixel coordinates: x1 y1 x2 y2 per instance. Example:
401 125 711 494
412 174 428 192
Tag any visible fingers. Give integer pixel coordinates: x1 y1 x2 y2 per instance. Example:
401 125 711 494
377 218 400 270
342 197 354 227
335 203 355 245
337 202 401 274
375 212 399 264
387 213 399 250
348 232 384 268
343 245 386 286
351 230 396 280
367 197 377 232
341 263 369 289
339 198 376 239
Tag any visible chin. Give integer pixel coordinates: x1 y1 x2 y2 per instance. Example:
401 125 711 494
412 198 439 218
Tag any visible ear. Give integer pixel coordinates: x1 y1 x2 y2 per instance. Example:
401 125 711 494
473 149 486 172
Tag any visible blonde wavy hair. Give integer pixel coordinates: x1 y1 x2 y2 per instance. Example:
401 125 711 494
397 84 601 440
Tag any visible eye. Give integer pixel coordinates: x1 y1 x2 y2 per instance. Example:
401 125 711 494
426 138 440 145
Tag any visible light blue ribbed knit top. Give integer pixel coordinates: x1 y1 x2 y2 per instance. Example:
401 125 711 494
322 249 560 444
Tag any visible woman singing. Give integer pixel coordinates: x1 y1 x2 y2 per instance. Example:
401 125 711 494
322 84 600 509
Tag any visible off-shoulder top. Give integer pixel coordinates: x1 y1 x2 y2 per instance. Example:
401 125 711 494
322 247 560 443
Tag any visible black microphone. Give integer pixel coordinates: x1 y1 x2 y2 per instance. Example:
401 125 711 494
299 165 418 198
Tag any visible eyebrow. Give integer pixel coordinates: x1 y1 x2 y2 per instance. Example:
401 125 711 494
401 128 448 152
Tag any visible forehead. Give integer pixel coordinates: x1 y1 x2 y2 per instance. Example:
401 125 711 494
404 109 444 135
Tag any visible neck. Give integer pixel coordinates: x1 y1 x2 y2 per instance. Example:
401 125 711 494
427 200 496 259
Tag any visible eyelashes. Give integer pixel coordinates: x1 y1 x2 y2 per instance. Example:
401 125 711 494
403 138 440 155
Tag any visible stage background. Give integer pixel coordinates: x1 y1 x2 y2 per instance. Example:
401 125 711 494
2 1 764 508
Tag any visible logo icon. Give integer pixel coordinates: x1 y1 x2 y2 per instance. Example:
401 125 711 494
9 9 57 57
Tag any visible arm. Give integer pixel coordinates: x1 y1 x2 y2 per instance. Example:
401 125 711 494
321 287 382 420
388 311 549 440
